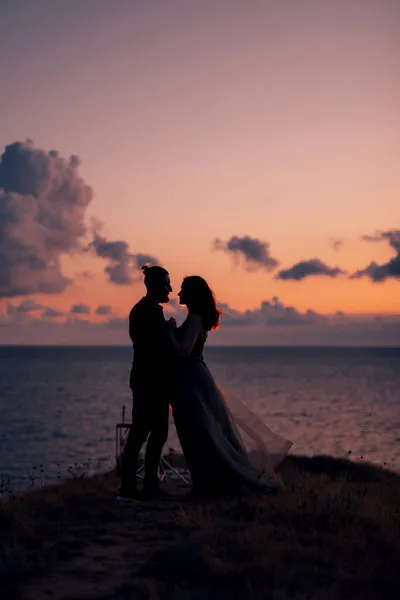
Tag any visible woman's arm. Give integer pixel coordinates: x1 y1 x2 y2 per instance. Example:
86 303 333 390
166 314 203 357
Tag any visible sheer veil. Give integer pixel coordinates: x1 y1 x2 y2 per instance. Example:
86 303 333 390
217 385 293 485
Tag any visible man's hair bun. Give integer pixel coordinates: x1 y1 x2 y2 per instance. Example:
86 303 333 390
141 264 169 284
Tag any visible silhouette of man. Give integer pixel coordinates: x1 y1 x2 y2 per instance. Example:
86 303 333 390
118 265 173 500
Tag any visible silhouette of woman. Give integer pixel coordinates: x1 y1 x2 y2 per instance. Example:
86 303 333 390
166 276 292 498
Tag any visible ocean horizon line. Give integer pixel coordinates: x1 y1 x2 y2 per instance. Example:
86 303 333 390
0 344 399 350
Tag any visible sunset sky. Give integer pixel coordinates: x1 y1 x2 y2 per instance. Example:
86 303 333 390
0 0 399 345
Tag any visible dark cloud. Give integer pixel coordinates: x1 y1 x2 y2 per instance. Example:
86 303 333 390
5 299 64 320
276 259 345 281
330 237 343 252
218 302 261 327
70 303 90 315
212 299 400 346
351 230 400 282
213 235 280 272
350 261 389 282
95 304 113 316
86 221 159 285
42 307 64 318
219 297 324 327
1 297 399 346
132 253 160 271
0 140 93 298
362 230 400 252
260 297 323 326
7 299 43 313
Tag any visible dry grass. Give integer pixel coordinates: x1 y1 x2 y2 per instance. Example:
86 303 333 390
1 455 399 600
168 457 400 599
0 471 118 596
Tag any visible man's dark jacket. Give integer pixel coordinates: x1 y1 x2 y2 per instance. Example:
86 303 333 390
129 296 171 393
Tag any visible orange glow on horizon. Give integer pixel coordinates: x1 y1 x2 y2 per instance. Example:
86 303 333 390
0 1 398 346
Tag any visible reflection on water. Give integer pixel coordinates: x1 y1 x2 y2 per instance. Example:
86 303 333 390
0 346 399 492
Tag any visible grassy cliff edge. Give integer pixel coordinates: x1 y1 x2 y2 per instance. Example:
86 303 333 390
1 455 399 600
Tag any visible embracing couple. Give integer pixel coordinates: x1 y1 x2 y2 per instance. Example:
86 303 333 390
118 265 292 501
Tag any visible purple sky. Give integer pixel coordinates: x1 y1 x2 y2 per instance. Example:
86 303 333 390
0 1 399 344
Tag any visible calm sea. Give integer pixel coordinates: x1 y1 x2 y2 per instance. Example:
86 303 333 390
0 346 399 493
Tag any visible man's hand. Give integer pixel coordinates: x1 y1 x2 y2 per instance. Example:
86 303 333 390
168 317 177 328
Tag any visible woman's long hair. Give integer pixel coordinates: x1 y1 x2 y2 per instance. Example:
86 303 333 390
182 276 221 331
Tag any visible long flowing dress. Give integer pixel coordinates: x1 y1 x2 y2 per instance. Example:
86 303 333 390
170 320 293 495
